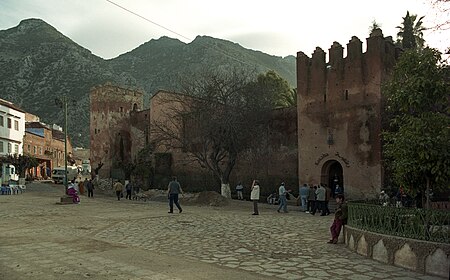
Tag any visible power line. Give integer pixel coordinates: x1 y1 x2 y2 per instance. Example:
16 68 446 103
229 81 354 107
105 0 191 42
104 0 270 71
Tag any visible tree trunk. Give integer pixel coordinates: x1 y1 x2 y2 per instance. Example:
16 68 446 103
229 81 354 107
425 176 431 209
221 181 231 198
424 175 431 240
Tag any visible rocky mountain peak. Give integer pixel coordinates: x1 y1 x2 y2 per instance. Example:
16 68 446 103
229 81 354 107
0 19 295 148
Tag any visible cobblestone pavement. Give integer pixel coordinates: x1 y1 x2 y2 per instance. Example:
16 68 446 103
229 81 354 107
0 182 444 280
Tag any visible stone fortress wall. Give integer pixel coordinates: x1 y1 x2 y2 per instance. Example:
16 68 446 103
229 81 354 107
345 226 450 278
297 29 399 199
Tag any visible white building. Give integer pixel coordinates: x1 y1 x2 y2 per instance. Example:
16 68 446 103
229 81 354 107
0 98 26 157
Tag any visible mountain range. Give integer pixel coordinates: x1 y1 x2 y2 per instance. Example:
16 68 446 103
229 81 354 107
0 18 296 147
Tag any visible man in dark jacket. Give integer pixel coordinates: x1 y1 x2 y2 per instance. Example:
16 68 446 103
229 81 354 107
167 176 183 213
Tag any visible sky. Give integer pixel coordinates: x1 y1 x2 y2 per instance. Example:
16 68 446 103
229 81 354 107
0 0 448 59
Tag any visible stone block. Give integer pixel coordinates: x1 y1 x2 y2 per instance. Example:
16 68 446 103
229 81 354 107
394 243 416 270
348 234 355 250
357 235 368 256
58 196 73 204
372 239 388 263
425 248 449 278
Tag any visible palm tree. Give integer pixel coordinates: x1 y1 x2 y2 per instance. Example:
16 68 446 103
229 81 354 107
275 88 297 108
396 11 426 50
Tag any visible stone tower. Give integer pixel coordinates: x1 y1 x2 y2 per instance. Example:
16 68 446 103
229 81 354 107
297 29 398 198
90 83 145 178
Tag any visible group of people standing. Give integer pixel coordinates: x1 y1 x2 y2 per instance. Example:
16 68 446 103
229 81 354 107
298 183 338 216
240 180 348 244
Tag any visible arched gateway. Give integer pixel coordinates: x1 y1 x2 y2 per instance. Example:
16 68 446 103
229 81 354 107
321 160 343 195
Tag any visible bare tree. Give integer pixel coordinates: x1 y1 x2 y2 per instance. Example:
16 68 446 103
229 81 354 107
428 0 450 55
429 0 450 31
151 68 275 197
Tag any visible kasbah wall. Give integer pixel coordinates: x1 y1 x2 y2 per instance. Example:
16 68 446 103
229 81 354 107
90 88 297 195
90 29 397 198
297 29 399 199
90 83 147 178
149 91 298 194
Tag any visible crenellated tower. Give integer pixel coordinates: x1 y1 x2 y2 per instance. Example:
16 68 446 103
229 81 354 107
90 83 145 178
297 29 398 199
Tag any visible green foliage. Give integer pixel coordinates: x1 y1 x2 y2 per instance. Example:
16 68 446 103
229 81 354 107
384 113 450 188
246 70 292 109
385 48 447 115
369 20 382 34
348 202 450 243
383 48 450 192
396 11 426 50
0 154 39 177
275 88 297 108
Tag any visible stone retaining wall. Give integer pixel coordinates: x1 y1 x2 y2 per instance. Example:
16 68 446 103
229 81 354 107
344 226 450 278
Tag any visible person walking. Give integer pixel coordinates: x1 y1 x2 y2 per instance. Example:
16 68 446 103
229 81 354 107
328 194 348 244
132 182 140 200
299 183 309 212
86 179 94 198
114 180 124 201
167 176 183 213
277 182 288 213
235 182 244 200
125 181 132 200
250 180 260 215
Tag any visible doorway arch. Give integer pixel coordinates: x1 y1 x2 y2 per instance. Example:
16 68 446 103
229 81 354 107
321 160 343 196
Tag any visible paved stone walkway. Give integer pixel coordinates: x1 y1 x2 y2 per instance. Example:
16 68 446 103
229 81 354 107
0 182 444 280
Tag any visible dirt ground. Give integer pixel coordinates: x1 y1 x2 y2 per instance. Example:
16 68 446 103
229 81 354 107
1 182 442 280
0 182 271 280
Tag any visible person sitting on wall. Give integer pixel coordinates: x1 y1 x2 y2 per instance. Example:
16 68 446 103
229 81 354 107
327 194 347 244
67 180 80 204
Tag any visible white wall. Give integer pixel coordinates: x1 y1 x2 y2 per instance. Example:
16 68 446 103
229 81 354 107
0 101 26 157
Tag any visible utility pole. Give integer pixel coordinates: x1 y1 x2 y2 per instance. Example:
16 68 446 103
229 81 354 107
55 95 69 193
64 95 68 192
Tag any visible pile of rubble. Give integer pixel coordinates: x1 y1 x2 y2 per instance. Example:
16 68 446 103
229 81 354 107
92 178 230 207
184 191 229 207
94 178 114 192
138 189 229 207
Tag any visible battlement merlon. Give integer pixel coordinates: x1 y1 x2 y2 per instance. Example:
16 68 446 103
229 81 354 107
329 41 343 68
366 28 385 56
296 28 398 96
296 51 310 95
347 36 363 61
296 28 396 67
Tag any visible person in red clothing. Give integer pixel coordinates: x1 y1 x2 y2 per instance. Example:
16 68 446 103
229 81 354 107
328 194 348 244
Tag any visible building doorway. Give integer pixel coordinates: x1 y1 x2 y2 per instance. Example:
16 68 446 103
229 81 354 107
321 160 343 197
